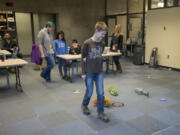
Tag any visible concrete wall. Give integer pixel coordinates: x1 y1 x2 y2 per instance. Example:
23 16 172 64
107 0 127 15
33 14 40 44
15 12 32 55
107 0 145 15
0 0 105 45
145 7 180 69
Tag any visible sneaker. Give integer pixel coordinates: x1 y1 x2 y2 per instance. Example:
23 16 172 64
40 73 46 80
63 75 70 80
81 106 90 115
46 79 51 83
98 112 110 123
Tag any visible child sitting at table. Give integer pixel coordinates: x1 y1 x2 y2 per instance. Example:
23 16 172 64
54 31 68 79
69 39 81 55
68 39 81 70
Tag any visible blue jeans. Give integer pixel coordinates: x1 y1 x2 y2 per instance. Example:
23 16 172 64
103 58 109 73
82 72 104 114
58 58 67 76
41 54 55 81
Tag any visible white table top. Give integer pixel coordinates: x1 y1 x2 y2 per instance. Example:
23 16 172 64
0 58 28 68
102 52 122 57
0 50 11 55
57 52 122 60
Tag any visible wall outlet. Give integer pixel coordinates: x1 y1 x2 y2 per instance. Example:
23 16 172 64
164 26 166 31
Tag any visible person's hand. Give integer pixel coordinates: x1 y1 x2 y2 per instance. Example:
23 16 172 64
41 53 45 59
82 75 86 81
113 44 118 47
117 50 121 53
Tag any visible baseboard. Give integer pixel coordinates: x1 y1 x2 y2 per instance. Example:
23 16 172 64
23 55 31 58
144 63 180 71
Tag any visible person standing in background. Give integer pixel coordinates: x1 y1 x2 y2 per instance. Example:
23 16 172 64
110 24 123 73
38 21 55 82
54 31 68 79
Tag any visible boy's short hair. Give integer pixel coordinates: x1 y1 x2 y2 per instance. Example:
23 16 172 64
72 39 78 43
95 22 108 32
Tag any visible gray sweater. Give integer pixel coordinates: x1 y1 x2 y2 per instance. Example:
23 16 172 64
38 28 54 56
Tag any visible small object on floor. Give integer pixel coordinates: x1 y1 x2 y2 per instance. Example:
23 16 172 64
98 112 110 123
149 127 160 132
92 97 112 107
36 114 40 118
34 64 42 70
73 89 81 94
112 102 124 107
146 75 152 79
81 106 90 115
108 86 118 96
95 131 98 134
135 88 149 97
160 98 167 102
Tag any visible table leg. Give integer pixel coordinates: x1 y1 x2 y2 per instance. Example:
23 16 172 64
15 66 23 92
72 62 74 77
64 61 73 83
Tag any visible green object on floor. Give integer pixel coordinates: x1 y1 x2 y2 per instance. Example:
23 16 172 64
108 86 118 96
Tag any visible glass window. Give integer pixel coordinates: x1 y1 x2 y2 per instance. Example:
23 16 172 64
128 14 143 44
145 0 148 12
151 0 164 9
117 15 127 43
167 0 174 7
107 18 116 36
128 0 143 13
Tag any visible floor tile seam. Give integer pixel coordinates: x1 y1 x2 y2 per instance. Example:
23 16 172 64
151 122 180 135
58 103 96 132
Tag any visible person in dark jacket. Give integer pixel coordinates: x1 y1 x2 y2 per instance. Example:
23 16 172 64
110 24 123 73
2 33 23 58
69 39 81 55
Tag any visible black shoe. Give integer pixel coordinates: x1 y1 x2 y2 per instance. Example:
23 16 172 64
46 79 51 83
40 73 46 80
98 112 110 123
81 106 90 115
63 75 70 80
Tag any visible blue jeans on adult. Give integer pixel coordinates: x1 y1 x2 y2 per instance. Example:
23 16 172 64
82 72 104 114
41 54 55 81
103 58 109 73
58 58 67 76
